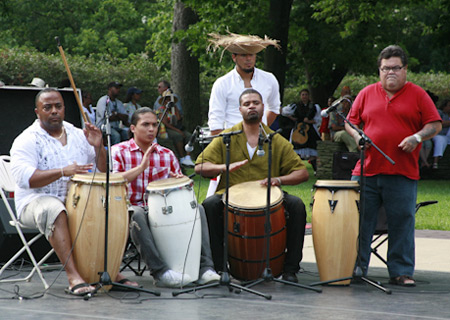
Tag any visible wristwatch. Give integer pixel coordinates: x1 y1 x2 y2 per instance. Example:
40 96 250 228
413 133 422 143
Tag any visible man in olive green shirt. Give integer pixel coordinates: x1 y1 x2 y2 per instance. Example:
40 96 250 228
195 89 309 283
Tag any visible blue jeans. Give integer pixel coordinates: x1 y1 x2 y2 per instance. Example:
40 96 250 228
352 175 417 278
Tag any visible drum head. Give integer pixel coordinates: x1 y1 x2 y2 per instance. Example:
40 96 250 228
226 181 282 209
146 176 191 191
314 180 359 190
71 173 126 184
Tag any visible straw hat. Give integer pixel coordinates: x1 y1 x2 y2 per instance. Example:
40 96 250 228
208 32 280 60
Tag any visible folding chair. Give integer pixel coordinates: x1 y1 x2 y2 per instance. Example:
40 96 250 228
120 240 146 276
371 200 438 265
0 155 55 289
120 207 146 276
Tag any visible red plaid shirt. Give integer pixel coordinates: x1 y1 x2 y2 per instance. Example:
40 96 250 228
111 139 182 206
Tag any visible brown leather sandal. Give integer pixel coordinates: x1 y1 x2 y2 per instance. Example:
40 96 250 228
389 275 416 287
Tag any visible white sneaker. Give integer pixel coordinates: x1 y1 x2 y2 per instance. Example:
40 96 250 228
180 155 195 167
197 269 220 285
156 270 192 287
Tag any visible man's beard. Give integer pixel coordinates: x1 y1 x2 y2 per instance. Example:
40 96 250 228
245 112 261 123
242 67 254 74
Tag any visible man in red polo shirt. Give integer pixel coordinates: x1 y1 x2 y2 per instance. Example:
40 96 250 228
346 45 441 286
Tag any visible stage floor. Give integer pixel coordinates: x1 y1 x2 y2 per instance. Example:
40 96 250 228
0 231 449 320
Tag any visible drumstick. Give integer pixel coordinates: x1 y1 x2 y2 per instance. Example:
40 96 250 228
55 36 90 124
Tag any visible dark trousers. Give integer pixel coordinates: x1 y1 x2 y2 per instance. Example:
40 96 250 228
202 192 306 274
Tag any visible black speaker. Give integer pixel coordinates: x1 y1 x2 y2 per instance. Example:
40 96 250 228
332 151 360 180
0 86 82 156
0 198 56 263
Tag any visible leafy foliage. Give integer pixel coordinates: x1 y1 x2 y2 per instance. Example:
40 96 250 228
0 0 449 111
0 47 162 107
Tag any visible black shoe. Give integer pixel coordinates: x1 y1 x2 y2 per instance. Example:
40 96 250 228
282 272 298 283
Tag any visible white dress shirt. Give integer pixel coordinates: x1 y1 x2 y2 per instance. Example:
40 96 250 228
208 67 281 132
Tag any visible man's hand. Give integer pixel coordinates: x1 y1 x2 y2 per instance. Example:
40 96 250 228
169 172 184 179
140 144 158 171
84 123 103 148
260 177 282 187
63 161 93 176
398 135 420 153
229 159 248 172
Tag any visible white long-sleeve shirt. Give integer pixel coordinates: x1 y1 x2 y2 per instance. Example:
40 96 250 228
208 67 281 132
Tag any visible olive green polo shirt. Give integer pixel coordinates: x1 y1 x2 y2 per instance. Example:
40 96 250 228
195 122 306 194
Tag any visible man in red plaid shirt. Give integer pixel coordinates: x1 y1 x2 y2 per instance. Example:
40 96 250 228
111 107 219 287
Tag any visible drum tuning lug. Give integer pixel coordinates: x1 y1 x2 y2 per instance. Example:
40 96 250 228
162 206 173 215
190 201 197 209
328 200 338 213
101 196 109 208
72 195 80 208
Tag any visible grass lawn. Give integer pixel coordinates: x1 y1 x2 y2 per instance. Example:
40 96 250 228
186 164 449 231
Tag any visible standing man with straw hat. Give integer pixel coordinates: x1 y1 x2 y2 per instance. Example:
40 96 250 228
207 33 282 136
205 33 282 197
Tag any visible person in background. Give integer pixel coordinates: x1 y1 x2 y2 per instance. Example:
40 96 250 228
431 99 450 169
329 95 358 152
153 80 183 116
96 81 129 145
319 96 334 141
123 87 143 135
82 91 96 125
287 89 322 173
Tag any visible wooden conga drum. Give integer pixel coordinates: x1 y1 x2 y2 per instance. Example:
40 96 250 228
66 173 128 288
225 181 286 281
312 180 359 285
146 177 201 283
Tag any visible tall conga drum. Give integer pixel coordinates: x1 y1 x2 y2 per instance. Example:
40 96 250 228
225 181 286 281
66 173 128 288
146 177 201 283
312 180 359 285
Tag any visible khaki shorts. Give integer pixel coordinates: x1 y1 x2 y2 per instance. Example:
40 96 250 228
19 196 66 239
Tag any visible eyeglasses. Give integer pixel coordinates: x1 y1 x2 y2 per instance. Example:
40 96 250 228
380 66 404 73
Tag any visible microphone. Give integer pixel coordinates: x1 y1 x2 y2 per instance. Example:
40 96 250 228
321 96 345 117
270 128 283 137
256 125 266 157
185 126 200 152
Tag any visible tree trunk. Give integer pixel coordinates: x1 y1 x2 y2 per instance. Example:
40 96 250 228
171 1 200 132
264 0 293 103
306 67 348 107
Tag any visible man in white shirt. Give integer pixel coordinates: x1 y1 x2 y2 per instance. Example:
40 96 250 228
208 34 281 136
206 33 282 196
10 88 135 296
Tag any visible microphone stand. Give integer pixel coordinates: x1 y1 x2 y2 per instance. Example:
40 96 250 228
90 103 160 297
173 130 271 300
310 111 392 294
243 130 321 293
